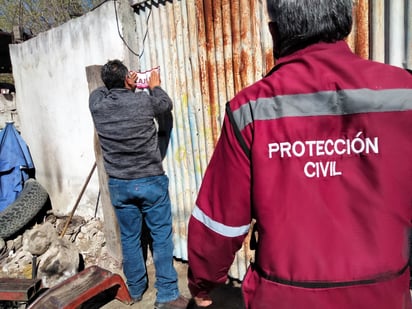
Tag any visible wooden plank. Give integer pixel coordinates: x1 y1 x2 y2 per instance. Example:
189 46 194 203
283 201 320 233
85 65 122 266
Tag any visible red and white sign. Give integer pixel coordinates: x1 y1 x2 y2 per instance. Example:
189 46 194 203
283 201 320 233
135 66 160 89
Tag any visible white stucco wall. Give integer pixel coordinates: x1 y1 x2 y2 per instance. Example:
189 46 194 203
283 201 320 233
9 0 138 218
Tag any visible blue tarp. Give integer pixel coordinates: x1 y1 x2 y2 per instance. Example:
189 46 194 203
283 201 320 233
0 122 35 211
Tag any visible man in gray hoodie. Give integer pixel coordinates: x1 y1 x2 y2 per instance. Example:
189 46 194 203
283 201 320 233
89 59 188 309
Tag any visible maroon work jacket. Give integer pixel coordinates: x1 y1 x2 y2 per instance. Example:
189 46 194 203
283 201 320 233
188 41 412 309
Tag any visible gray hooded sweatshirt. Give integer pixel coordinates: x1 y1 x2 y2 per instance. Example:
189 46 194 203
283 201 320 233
89 86 172 179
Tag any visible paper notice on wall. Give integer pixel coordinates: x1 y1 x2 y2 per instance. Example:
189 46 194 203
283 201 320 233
135 66 160 89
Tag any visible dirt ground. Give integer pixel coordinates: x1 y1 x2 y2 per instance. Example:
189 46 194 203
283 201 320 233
99 259 245 309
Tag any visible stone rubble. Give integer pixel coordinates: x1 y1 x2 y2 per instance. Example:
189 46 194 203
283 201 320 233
0 213 122 287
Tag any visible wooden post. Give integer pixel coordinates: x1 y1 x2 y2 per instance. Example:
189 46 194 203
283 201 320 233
85 65 122 267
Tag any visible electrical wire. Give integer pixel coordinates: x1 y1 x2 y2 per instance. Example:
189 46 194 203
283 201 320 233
113 0 152 59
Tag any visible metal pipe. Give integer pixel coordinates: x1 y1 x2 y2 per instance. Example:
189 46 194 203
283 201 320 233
32 255 37 279
60 162 97 238
370 0 385 63
406 0 412 69
388 0 405 67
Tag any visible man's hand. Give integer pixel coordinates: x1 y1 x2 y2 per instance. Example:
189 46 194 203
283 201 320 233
148 70 161 89
194 296 213 307
125 71 137 90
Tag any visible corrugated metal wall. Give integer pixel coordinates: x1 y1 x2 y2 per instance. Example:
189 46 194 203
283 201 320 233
130 0 411 280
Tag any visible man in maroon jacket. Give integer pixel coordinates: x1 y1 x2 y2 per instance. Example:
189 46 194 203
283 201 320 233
187 0 412 308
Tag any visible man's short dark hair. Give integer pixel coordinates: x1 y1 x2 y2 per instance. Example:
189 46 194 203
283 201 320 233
267 0 353 58
101 59 128 90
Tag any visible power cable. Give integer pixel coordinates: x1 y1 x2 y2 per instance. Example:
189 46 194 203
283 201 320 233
113 0 152 59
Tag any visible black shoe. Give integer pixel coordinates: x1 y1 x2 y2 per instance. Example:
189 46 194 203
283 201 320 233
154 295 189 309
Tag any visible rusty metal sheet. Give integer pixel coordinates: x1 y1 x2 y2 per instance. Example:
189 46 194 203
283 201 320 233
0 278 41 302
131 0 410 280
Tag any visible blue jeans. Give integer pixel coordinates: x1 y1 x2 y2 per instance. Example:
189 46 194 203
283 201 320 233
108 175 179 303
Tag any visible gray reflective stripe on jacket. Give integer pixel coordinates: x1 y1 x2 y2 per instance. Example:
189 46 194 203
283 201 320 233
232 89 412 131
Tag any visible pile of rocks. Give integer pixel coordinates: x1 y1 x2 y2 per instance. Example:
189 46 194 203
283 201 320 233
0 213 121 286
0 93 19 129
